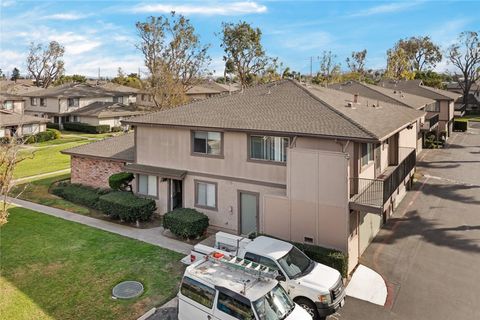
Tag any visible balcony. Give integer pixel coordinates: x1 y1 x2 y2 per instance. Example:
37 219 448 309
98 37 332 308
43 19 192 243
421 113 439 132
349 148 416 214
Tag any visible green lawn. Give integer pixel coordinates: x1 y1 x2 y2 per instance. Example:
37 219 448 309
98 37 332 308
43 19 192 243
0 207 184 320
456 114 480 122
60 130 121 139
10 174 92 215
14 141 88 179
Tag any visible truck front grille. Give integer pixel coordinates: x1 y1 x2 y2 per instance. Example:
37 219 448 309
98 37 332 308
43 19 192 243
330 278 344 301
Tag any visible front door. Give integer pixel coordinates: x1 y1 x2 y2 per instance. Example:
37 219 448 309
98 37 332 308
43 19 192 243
170 179 183 211
239 191 259 235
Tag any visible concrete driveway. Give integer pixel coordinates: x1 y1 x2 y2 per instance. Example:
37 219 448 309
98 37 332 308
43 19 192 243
337 128 480 320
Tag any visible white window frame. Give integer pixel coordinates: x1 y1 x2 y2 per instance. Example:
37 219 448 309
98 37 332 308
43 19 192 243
249 135 289 163
194 180 217 210
137 174 158 198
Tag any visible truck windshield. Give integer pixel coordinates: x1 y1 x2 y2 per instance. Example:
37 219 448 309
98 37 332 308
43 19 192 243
276 246 312 279
253 284 295 320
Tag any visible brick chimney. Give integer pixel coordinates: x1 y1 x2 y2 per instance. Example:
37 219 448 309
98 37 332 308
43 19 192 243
353 93 359 103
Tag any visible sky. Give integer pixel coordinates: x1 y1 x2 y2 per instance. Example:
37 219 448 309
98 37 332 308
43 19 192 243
0 0 479 78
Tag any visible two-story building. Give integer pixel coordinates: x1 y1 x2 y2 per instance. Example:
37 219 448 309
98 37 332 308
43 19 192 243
22 83 135 127
378 80 461 138
64 80 425 272
331 81 439 148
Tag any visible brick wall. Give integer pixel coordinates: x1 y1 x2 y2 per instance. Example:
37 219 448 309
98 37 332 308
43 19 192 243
71 156 125 189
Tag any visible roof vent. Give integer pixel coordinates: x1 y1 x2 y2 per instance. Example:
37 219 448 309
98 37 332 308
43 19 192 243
346 101 356 109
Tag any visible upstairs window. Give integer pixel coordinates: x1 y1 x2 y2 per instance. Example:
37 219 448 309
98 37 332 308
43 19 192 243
361 143 374 167
2 101 13 110
68 98 79 108
113 96 123 103
30 97 38 106
192 131 222 156
250 135 288 163
40 98 45 106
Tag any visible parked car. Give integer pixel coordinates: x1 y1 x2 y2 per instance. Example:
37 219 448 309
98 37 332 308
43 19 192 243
184 232 346 319
178 252 312 320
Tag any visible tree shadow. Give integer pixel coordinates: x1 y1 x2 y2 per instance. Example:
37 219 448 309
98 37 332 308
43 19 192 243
418 182 480 205
373 210 480 253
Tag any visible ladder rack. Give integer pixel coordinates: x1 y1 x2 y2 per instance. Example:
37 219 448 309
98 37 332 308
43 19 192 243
208 252 278 280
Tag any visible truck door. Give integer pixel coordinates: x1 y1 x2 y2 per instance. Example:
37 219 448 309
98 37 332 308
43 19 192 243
178 277 218 320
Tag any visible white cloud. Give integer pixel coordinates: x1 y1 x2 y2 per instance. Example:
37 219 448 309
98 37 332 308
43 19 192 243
1 0 16 8
131 1 267 15
42 13 91 21
349 2 422 17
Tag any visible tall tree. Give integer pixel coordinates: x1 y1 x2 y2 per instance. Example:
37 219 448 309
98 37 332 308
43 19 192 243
448 31 480 105
314 51 341 85
26 41 65 88
385 47 415 80
53 74 87 86
136 13 210 109
10 67 20 83
346 49 367 74
220 21 272 89
397 36 442 72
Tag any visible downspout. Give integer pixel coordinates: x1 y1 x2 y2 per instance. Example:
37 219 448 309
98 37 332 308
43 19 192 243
335 139 351 156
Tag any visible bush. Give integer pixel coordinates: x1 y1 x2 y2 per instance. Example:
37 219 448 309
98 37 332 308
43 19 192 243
22 130 57 144
453 120 468 132
163 208 209 239
108 172 134 191
251 233 348 277
47 128 62 139
111 126 122 132
63 122 110 134
97 192 156 222
47 123 60 130
51 182 108 208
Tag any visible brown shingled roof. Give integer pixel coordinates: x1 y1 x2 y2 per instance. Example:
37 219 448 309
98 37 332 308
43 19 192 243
124 80 374 141
378 80 461 100
61 133 134 161
0 111 50 126
66 102 149 118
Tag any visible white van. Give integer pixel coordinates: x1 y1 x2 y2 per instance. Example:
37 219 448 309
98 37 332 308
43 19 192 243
178 253 312 320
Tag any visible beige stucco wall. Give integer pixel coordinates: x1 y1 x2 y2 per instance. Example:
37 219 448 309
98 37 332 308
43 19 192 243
76 116 100 125
398 122 417 150
24 97 59 114
135 126 287 185
264 148 350 253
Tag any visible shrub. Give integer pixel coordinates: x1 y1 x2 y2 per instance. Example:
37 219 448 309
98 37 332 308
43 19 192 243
47 128 62 139
453 120 468 132
163 208 209 239
47 123 60 130
108 172 134 191
97 192 156 222
34 130 56 142
111 126 122 132
251 233 348 277
51 182 107 208
63 122 110 134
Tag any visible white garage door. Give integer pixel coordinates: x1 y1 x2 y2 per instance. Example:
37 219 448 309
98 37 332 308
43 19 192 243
359 211 382 254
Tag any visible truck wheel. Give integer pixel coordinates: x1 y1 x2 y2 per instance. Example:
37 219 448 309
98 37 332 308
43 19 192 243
295 297 320 320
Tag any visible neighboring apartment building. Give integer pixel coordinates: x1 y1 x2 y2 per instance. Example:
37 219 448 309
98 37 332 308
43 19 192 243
0 110 49 138
0 93 26 114
65 80 425 272
137 81 239 106
379 80 461 137
446 82 480 115
66 102 149 129
22 83 135 127
331 81 438 148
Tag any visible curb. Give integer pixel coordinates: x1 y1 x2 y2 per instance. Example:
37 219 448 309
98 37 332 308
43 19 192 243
137 307 156 320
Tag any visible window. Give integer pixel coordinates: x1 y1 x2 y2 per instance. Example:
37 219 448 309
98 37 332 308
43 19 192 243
30 97 38 106
425 102 440 112
40 98 45 106
138 174 157 197
361 143 374 167
113 96 123 103
141 94 145 101
195 181 216 210
217 291 254 320
68 98 79 107
180 277 215 309
192 131 222 156
250 135 288 163
2 101 13 110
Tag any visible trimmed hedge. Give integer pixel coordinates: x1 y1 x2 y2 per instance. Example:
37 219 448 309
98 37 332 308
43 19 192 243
97 191 156 222
48 128 62 139
108 172 134 191
63 122 110 134
47 123 60 130
252 233 348 277
111 126 123 132
23 129 57 144
453 120 468 132
163 208 209 239
51 182 107 208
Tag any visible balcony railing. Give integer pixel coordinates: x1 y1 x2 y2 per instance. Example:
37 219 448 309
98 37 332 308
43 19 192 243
421 113 439 131
350 148 416 213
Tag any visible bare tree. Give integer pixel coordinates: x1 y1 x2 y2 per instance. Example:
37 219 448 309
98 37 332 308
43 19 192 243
315 51 341 85
346 49 367 74
26 41 65 88
220 21 272 89
136 13 211 109
448 31 480 105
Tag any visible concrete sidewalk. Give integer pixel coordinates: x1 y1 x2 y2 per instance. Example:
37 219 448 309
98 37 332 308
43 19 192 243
7 197 193 255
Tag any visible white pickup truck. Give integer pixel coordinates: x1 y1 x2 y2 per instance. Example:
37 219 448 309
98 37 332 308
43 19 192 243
184 232 346 319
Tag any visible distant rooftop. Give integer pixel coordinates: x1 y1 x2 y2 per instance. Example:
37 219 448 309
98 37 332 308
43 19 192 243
61 133 134 161
0 111 49 127
66 101 149 118
378 79 461 101
23 83 131 98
